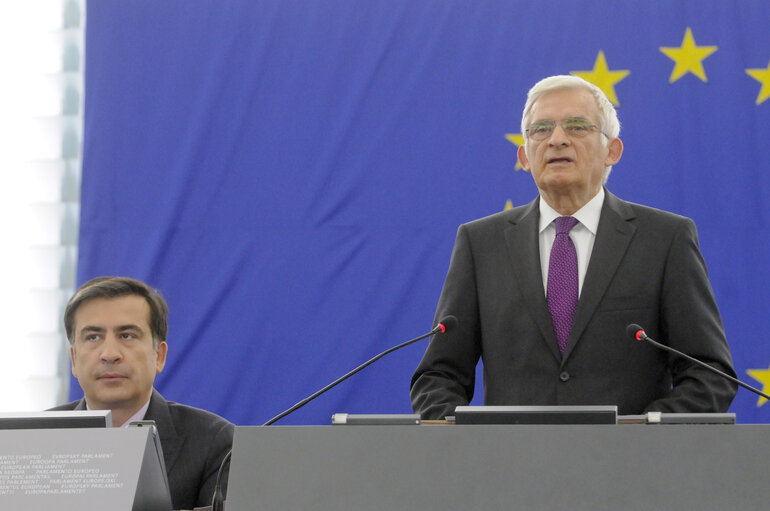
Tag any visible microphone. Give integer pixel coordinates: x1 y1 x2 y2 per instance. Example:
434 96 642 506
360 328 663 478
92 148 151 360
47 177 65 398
626 323 770 401
211 315 458 510
264 315 458 425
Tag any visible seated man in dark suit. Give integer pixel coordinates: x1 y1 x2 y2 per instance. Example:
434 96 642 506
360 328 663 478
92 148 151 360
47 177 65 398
51 276 233 510
411 75 737 420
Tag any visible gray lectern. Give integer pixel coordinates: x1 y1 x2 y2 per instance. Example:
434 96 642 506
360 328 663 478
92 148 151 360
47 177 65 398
0 427 172 511
226 424 769 511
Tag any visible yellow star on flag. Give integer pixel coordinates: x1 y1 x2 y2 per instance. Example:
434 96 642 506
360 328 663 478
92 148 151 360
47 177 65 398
659 27 717 83
746 61 770 105
504 199 514 211
571 51 629 106
747 365 770 407
505 133 525 170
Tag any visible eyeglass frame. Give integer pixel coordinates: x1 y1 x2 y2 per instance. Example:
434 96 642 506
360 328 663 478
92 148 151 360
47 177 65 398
524 116 611 141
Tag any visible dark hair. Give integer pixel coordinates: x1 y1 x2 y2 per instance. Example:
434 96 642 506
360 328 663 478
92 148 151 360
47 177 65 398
64 276 169 347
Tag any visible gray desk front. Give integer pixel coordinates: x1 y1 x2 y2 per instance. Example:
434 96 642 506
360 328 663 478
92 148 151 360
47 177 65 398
227 424 768 511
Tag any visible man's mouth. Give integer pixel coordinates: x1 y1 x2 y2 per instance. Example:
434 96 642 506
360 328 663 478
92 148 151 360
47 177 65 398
98 372 127 380
547 157 573 164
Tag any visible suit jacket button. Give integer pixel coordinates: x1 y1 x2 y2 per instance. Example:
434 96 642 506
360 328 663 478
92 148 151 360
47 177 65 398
559 371 570 382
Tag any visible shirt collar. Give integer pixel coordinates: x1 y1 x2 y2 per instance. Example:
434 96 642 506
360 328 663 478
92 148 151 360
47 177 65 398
85 394 152 428
538 187 605 234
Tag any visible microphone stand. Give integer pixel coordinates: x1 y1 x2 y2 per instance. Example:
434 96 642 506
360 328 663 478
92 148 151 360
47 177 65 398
630 325 770 401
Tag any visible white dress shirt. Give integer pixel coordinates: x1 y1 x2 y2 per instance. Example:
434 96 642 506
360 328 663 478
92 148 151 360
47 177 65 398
538 187 604 297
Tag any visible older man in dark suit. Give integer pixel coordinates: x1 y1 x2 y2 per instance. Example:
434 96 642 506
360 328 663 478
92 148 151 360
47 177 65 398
52 276 233 510
411 75 737 420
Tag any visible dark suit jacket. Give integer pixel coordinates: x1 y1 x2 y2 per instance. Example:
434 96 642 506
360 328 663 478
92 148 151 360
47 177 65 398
51 389 234 510
411 189 737 419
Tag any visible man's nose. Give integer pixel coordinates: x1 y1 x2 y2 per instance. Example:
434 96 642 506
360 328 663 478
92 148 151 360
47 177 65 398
548 124 571 146
100 336 123 363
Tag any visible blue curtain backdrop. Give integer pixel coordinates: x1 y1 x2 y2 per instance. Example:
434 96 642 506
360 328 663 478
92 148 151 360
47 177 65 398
74 0 770 424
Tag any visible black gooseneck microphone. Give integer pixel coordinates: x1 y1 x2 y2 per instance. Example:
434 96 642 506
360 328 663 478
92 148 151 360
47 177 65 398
211 315 458 510
264 315 458 425
626 323 770 401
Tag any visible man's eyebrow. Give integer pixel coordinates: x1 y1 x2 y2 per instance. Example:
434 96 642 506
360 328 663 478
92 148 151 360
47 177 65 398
79 326 105 335
115 325 144 333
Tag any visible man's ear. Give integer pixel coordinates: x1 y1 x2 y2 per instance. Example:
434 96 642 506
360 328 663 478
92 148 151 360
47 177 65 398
70 345 78 378
155 341 168 374
70 345 78 377
518 144 531 172
605 137 623 166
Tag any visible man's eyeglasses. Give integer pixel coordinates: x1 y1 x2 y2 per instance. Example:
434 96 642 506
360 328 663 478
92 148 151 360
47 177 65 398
525 117 609 141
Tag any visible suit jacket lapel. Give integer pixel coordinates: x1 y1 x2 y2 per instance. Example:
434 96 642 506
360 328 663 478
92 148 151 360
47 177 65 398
562 189 637 361
144 389 183 473
504 197 562 362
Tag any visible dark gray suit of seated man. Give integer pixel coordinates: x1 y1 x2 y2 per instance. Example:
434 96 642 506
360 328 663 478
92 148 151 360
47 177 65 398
52 276 234 510
410 75 738 420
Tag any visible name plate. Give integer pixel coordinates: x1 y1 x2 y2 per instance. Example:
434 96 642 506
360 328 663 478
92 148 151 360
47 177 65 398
453 405 618 424
0 428 170 511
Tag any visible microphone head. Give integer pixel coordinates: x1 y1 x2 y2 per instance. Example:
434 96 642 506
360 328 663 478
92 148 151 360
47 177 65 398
437 315 458 334
626 323 645 341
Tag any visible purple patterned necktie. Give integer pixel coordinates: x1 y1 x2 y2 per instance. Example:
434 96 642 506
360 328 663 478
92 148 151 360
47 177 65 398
547 216 579 355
